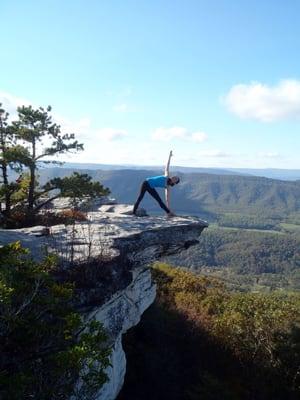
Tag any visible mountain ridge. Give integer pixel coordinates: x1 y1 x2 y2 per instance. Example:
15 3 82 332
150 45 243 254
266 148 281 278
36 168 300 220
56 162 300 180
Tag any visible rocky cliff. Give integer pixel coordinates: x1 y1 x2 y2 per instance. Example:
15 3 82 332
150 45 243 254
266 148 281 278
0 204 208 399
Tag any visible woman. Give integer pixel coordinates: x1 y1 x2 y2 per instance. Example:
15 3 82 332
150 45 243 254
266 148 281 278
133 151 180 217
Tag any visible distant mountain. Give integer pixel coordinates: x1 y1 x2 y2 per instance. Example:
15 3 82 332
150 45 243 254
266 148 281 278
228 168 300 181
36 168 300 219
58 163 300 181
59 162 247 176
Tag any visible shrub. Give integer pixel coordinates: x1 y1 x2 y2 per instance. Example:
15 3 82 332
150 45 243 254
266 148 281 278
58 209 88 222
152 263 300 393
0 242 111 400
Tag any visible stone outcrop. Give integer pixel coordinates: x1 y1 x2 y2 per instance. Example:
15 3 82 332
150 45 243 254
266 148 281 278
0 204 208 400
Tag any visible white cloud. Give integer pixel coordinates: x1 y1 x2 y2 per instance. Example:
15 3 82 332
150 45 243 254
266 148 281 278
198 150 231 158
0 90 93 139
0 90 31 118
223 79 300 122
257 151 280 158
152 126 187 141
97 128 128 141
191 131 208 143
152 126 208 142
54 115 91 136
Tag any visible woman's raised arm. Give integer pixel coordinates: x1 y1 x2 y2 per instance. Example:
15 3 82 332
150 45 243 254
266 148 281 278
164 150 173 176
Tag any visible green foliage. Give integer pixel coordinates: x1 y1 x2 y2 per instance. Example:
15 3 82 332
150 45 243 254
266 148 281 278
0 104 29 218
10 105 84 212
218 213 279 230
12 105 83 160
31 168 300 227
120 263 300 400
0 242 111 400
183 173 300 216
280 222 300 234
10 172 31 203
165 228 300 290
214 292 300 369
152 263 300 396
0 103 109 227
40 172 110 209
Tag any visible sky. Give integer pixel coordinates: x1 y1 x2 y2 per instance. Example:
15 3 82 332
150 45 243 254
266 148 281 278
1 0 300 169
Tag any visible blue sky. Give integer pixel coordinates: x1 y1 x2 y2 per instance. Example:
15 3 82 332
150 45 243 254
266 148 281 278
1 0 300 168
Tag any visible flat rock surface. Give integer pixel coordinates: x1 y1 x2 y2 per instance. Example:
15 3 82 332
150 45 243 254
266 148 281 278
0 229 46 259
0 205 208 263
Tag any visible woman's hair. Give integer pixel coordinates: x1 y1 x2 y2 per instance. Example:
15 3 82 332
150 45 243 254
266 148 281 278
168 176 180 186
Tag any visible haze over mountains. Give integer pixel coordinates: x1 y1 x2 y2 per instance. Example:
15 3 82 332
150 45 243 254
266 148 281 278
37 166 300 221
59 162 300 181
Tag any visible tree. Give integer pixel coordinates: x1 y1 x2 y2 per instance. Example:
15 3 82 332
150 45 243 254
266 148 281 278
36 172 110 212
149 262 300 398
0 104 29 220
12 105 83 213
0 105 11 215
1 103 109 228
0 242 111 399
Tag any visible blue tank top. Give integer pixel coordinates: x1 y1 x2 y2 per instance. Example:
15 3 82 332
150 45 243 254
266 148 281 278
146 175 168 188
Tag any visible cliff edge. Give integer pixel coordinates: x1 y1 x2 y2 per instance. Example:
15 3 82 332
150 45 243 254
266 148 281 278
0 204 208 399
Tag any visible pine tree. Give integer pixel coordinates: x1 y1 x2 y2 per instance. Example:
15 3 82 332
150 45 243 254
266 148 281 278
0 105 28 219
12 105 83 213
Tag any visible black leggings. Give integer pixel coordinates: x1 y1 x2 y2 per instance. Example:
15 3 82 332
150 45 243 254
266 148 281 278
133 181 170 214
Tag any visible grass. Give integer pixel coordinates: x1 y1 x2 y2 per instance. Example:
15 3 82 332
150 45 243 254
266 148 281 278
208 223 283 235
280 223 300 234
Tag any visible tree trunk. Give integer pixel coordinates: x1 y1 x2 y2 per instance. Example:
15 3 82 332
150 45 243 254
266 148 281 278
2 163 11 217
28 165 35 211
27 139 36 212
33 194 60 213
0 120 11 218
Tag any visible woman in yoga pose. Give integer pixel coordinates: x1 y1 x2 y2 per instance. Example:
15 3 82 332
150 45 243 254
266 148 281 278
133 151 180 217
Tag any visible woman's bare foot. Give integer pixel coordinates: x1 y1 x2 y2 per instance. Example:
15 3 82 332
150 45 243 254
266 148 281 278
167 212 176 218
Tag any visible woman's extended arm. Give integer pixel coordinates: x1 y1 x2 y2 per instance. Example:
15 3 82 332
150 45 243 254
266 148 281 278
164 150 173 176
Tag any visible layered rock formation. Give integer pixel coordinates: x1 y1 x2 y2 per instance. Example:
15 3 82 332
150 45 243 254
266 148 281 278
0 204 208 399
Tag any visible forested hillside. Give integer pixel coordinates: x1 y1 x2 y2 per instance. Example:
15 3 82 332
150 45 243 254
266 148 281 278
31 168 300 291
37 168 300 221
164 228 300 291
118 264 300 400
